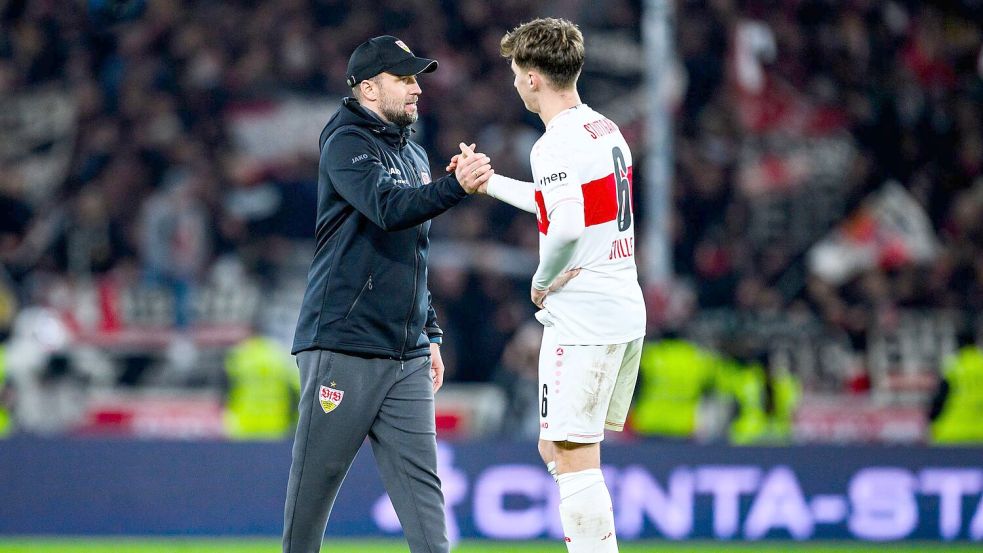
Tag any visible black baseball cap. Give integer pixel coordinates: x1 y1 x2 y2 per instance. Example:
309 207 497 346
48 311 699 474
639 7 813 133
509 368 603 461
346 36 437 87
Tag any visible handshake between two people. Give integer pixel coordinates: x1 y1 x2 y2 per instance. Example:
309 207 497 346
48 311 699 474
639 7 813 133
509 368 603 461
447 142 492 194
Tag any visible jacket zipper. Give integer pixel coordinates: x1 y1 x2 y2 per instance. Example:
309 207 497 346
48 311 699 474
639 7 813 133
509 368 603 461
401 227 423 356
344 274 373 319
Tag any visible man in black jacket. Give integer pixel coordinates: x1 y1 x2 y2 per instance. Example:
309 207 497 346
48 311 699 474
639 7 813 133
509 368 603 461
283 36 493 553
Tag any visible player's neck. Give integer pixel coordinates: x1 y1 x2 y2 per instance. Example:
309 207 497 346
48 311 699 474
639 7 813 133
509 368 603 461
538 89 582 127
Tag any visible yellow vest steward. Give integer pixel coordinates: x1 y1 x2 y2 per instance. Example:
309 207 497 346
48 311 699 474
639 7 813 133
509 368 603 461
224 337 299 440
0 345 10 438
728 363 767 445
728 363 800 445
632 340 716 437
932 346 983 444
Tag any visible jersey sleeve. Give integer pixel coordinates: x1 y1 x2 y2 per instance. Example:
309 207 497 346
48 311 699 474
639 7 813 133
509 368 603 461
486 174 537 213
531 200 584 290
532 143 583 217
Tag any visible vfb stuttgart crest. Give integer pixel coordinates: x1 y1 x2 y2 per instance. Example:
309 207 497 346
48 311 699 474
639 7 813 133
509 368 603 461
319 385 344 413
394 40 412 54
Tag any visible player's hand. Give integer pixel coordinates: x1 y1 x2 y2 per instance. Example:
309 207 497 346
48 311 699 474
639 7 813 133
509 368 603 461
453 142 493 194
531 285 549 309
531 268 580 308
430 342 445 393
445 143 475 172
548 268 581 292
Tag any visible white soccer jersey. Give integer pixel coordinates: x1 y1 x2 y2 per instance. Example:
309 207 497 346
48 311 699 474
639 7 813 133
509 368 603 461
531 104 646 345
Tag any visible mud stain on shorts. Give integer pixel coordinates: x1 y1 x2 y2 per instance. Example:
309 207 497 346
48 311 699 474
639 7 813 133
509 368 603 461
584 356 611 416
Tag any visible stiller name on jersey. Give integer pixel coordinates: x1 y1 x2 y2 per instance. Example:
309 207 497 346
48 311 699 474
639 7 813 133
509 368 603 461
609 236 634 260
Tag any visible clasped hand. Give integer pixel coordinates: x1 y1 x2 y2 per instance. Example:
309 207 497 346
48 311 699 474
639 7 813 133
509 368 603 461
448 143 492 194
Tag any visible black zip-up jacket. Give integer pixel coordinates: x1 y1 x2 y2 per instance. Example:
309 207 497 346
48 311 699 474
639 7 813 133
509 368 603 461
292 98 467 358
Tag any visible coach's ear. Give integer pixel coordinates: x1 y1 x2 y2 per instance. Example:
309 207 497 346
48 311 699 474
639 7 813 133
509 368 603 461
359 79 379 102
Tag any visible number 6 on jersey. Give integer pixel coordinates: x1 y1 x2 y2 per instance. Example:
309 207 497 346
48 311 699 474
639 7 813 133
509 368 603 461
613 146 632 232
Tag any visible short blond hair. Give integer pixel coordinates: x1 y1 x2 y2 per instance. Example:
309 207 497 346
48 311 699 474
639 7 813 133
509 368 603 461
500 18 584 89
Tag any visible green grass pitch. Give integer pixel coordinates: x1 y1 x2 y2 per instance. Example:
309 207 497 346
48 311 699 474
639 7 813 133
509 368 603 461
0 539 979 552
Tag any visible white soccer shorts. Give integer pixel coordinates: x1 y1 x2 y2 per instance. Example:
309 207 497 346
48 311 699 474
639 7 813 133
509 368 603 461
537 326 643 443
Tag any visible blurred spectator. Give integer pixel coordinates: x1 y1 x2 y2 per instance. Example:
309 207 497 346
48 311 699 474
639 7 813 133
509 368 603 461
493 320 543 440
3 300 76 434
138 172 210 329
47 186 133 278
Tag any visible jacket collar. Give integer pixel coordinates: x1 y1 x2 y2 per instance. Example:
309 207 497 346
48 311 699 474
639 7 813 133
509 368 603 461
343 98 412 148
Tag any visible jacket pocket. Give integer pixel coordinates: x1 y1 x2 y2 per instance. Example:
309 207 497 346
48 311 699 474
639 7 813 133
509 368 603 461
344 274 373 319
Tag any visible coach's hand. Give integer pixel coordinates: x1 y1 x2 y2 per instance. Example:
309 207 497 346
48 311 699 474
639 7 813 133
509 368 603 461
452 143 493 194
445 143 475 173
430 343 445 393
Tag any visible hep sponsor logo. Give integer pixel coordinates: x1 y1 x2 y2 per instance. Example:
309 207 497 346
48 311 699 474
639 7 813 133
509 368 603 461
538 172 567 187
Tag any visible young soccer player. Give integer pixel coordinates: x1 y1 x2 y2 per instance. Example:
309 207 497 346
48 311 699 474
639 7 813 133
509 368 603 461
455 17 646 553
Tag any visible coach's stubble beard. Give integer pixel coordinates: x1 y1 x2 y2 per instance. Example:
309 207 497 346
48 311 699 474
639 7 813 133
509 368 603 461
380 90 418 128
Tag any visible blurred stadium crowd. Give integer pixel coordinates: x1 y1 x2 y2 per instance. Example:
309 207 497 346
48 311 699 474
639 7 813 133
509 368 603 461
0 0 981 443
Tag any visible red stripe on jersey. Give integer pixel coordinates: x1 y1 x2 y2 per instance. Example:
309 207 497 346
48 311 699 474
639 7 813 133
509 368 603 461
535 166 633 234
